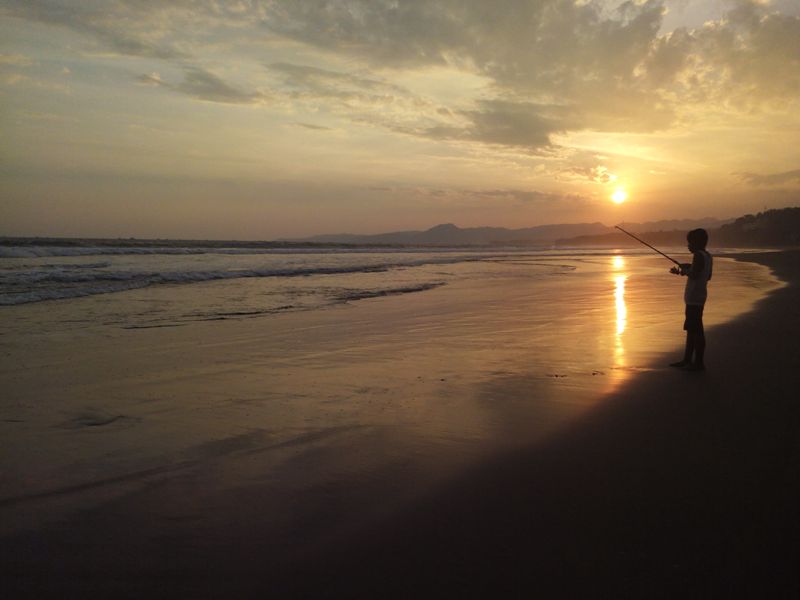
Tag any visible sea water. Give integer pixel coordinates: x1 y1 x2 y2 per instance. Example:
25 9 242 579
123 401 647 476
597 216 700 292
0 243 780 337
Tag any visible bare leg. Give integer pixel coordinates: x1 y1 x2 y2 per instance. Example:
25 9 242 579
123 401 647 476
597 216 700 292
693 331 705 367
685 332 696 363
670 333 694 367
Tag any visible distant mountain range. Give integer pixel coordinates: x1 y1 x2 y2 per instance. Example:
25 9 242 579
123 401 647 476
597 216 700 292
5 210 795 249
288 218 733 247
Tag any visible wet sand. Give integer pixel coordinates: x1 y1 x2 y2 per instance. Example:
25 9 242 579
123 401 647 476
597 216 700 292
2 251 798 598
283 250 800 598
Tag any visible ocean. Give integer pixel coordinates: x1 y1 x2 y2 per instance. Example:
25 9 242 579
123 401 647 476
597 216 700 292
0 241 779 338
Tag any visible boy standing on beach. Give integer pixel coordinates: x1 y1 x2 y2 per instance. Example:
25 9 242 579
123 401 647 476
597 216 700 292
670 228 713 371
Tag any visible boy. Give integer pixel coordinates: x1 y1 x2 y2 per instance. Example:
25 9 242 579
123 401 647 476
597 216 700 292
669 228 713 371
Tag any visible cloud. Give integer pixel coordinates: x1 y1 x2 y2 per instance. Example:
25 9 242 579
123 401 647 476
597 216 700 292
561 165 619 184
652 2 800 107
6 0 800 149
137 67 268 104
266 61 457 138
419 100 572 150
268 62 407 98
137 72 164 86
0 54 35 66
0 73 27 86
0 53 37 87
0 0 186 59
262 0 674 132
295 122 333 131
177 67 264 104
262 0 798 127
263 0 468 68
460 188 590 206
737 169 800 186
263 3 674 142
399 185 591 210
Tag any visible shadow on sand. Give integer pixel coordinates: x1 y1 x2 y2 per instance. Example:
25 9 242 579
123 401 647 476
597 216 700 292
274 251 800 598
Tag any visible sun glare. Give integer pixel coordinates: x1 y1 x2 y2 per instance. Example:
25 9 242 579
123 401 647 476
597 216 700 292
611 188 628 204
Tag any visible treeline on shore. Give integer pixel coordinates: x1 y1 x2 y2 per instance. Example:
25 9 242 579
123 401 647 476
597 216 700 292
558 207 800 248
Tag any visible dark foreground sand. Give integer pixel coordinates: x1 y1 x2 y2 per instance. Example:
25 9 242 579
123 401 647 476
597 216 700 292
289 252 800 599
3 251 799 598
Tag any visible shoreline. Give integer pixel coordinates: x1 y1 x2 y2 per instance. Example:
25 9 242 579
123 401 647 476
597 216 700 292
2 251 797 597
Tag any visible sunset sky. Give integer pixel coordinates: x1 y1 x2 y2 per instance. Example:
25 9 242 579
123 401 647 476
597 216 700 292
1 0 799 239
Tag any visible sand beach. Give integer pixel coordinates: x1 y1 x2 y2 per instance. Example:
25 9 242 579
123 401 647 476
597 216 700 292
1 250 798 598
280 250 800 598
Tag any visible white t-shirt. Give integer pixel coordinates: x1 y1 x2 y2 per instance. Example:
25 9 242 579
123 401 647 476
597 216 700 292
684 250 713 306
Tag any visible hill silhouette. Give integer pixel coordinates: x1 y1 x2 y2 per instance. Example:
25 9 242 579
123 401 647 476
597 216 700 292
715 208 800 246
290 218 731 247
293 222 613 246
558 207 800 248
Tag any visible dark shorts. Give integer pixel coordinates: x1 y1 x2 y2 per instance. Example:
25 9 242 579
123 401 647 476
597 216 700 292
684 304 704 333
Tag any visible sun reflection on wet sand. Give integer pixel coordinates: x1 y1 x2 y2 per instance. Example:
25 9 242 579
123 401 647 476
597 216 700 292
615 274 627 336
611 256 629 389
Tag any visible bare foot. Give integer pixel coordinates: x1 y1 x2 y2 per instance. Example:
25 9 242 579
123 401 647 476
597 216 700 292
669 360 690 368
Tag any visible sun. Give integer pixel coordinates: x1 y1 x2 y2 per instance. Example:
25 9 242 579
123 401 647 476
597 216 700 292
611 188 628 204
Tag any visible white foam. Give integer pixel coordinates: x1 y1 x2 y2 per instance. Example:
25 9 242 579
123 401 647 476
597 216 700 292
0 245 485 258
0 255 479 305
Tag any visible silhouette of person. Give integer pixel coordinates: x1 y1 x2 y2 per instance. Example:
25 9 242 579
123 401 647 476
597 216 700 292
670 228 713 371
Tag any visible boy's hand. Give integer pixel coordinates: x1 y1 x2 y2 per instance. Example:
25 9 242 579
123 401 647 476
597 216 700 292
670 263 691 275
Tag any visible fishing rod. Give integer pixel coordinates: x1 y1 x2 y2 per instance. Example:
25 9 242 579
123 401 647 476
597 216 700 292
614 225 681 266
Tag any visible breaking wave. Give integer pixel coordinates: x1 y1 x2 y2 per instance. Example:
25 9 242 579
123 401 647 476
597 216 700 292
0 257 466 306
0 245 472 259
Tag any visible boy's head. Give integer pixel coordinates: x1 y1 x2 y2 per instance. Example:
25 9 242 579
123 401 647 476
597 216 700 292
687 228 708 251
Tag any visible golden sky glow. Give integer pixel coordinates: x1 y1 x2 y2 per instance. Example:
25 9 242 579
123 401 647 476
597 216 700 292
1 0 799 238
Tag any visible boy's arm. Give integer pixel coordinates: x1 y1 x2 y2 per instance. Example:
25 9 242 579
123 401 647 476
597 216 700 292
686 251 705 279
671 252 704 277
